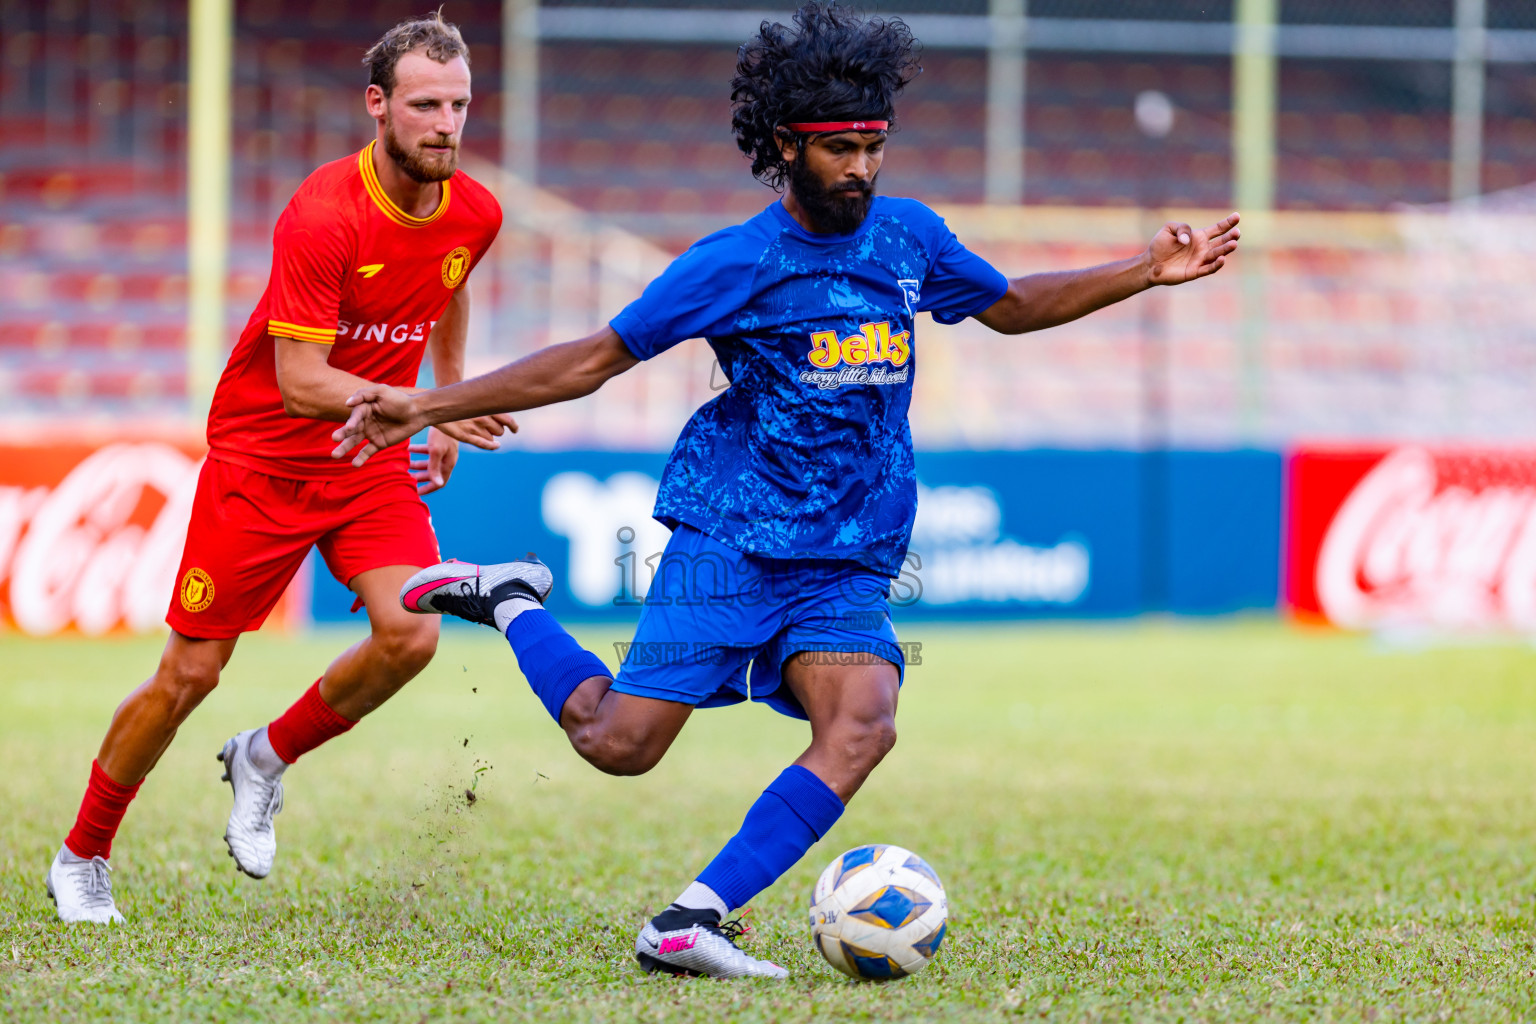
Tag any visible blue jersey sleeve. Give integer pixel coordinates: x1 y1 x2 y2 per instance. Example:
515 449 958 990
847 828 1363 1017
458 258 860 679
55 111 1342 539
608 230 761 360
903 202 1009 325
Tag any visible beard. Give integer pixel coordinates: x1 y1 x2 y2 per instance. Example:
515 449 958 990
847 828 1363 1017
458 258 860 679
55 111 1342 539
788 154 876 234
383 118 458 183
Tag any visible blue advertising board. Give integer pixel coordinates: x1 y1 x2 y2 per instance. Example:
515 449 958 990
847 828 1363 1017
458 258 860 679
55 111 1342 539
310 449 1281 624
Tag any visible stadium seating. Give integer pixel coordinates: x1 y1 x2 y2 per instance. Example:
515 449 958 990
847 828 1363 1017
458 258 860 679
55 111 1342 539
3 2 1532 426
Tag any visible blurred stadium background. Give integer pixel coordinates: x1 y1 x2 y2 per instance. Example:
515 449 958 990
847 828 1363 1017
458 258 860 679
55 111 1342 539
2 0 1535 636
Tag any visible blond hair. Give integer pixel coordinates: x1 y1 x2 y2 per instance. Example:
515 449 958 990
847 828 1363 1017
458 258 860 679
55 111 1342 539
363 9 469 96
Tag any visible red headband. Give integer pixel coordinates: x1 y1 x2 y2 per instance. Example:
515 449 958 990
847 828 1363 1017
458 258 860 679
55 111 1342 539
782 120 889 134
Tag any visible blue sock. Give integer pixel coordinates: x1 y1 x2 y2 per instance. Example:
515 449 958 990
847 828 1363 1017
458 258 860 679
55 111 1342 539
696 765 845 912
503 609 611 724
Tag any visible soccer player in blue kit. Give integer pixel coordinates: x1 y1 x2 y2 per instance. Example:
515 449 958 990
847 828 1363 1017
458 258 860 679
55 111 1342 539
332 2 1240 979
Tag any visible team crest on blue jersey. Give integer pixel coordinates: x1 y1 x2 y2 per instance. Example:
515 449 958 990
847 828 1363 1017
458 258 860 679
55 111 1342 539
898 279 921 317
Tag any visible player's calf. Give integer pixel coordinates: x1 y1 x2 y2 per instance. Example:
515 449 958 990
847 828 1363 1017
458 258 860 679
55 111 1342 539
806 709 897 796
786 654 901 801
48 636 234 924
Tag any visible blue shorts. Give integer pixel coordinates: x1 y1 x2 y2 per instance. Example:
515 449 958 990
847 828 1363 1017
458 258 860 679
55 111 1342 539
610 524 904 720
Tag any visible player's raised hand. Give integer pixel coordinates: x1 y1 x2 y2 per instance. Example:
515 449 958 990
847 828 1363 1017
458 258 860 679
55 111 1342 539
435 412 519 451
1146 212 1241 286
330 384 425 466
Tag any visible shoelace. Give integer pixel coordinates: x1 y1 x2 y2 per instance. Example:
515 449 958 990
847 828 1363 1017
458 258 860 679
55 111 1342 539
75 856 115 910
432 581 486 622
715 917 752 946
246 771 284 833
264 779 284 825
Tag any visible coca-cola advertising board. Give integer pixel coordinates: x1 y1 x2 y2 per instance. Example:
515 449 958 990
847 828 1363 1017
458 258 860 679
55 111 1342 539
1287 446 1536 632
3 441 1286 634
0 437 305 636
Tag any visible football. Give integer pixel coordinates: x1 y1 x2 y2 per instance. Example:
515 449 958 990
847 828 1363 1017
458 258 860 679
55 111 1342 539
808 844 948 979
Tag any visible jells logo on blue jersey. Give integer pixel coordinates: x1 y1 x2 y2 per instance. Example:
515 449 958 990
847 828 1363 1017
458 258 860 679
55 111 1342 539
805 321 912 369
800 321 913 390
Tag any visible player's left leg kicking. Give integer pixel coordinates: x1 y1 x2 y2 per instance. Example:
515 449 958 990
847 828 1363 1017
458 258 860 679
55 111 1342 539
48 463 441 923
625 655 896 980
401 530 901 979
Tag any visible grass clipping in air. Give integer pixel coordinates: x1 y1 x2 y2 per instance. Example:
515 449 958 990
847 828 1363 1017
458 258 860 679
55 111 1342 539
3 621 1536 1022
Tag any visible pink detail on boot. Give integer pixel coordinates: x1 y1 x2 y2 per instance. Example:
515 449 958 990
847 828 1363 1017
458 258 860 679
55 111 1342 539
402 575 476 610
658 931 700 955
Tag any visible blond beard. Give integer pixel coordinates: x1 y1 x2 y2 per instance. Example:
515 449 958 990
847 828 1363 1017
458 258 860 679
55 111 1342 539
383 119 458 184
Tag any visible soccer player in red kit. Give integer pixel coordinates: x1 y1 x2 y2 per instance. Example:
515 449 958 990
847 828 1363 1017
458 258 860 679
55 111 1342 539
45 13 511 924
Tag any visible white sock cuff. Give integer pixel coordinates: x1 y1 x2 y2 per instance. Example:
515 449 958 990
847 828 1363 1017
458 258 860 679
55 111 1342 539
248 726 289 776
493 595 542 633
674 881 729 919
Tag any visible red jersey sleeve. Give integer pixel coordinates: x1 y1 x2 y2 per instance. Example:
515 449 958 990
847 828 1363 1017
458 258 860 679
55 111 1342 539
440 177 501 290
265 196 353 345
466 196 503 282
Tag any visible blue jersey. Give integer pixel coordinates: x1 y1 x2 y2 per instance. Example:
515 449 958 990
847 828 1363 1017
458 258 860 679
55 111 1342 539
610 196 1007 577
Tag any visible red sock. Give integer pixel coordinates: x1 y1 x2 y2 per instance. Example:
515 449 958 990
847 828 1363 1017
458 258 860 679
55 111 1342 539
266 679 356 764
64 760 142 860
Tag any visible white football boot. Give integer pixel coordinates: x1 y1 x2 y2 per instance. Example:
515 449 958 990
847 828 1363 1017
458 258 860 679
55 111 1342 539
635 908 788 979
399 556 553 627
217 728 284 879
46 845 126 924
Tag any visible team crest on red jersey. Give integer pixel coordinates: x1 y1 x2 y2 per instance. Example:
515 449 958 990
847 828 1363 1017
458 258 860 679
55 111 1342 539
441 246 471 289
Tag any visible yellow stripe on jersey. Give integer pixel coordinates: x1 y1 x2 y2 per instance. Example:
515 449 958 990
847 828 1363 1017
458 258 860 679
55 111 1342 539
357 140 451 228
269 320 338 344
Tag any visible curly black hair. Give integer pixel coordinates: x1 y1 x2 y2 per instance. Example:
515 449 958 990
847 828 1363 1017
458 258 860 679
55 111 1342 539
731 2 922 190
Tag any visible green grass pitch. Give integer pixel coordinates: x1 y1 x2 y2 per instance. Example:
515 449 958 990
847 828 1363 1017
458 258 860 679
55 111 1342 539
4 620 1536 1022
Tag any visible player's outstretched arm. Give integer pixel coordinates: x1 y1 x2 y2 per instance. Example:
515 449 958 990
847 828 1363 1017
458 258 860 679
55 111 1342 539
274 336 386 421
424 283 520 449
414 283 520 494
975 212 1241 335
331 326 639 467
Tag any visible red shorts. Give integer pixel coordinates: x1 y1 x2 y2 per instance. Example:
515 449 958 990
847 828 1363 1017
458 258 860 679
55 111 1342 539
166 455 439 639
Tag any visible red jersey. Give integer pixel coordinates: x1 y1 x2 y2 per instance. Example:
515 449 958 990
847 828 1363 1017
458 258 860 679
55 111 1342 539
207 140 502 478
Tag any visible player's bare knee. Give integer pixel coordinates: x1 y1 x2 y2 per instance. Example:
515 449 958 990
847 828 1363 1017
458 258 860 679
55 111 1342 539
872 715 898 758
155 654 221 717
602 746 665 776
573 734 645 776
374 620 438 678
827 713 897 776
571 725 660 777
567 721 606 769
856 715 897 768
